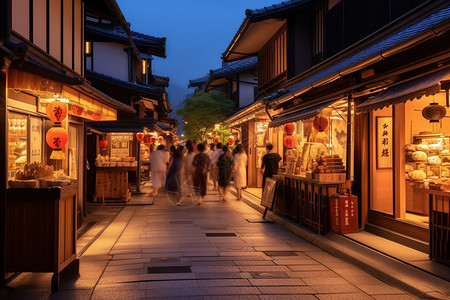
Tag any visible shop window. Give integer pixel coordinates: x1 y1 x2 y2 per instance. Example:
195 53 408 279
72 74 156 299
370 106 394 215
8 112 28 179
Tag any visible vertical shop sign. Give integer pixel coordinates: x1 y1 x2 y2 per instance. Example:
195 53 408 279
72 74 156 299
376 116 392 169
29 117 42 163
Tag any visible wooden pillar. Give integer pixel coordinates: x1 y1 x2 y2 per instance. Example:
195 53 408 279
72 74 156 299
394 103 406 219
0 59 7 282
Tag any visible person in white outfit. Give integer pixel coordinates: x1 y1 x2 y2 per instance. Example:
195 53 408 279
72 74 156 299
209 142 223 190
233 144 247 200
150 144 169 196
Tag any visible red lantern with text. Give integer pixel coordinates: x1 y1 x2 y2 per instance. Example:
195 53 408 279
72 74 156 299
71 104 84 116
150 137 157 144
46 127 68 159
136 132 145 141
283 135 296 149
158 136 164 143
283 123 295 135
98 139 108 149
214 136 220 143
46 101 68 123
313 116 329 132
228 136 234 145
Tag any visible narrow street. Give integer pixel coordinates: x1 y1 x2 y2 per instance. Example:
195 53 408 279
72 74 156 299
5 187 416 299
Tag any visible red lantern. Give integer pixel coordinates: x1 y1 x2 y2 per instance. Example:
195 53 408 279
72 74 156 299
283 123 295 135
98 139 108 149
92 112 101 121
313 116 329 132
136 132 145 141
46 127 68 159
150 137 156 144
283 135 296 149
214 136 220 143
158 136 164 143
228 136 234 145
72 104 84 116
46 101 68 123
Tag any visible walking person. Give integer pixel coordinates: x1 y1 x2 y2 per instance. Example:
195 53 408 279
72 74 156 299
209 142 223 190
233 144 247 200
217 145 234 201
261 143 282 190
165 148 183 204
183 145 196 198
150 144 169 197
192 143 210 205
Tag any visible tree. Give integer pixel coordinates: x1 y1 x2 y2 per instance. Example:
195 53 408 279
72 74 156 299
177 91 234 142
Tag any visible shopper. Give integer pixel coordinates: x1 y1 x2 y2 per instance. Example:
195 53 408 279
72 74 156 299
233 144 247 200
192 143 210 205
183 145 196 196
209 142 223 190
150 144 169 196
217 145 234 201
165 148 183 204
261 143 282 190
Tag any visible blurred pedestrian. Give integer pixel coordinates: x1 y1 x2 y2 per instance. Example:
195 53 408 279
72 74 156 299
183 145 195 197
209 142 223 190
261 143 282 190
233 144 247 200
165 148 183 204
192 143 210 205
217 145 234 201
150 144 169 196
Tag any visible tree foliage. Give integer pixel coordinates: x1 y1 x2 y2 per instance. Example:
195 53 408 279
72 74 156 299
177 91 234 142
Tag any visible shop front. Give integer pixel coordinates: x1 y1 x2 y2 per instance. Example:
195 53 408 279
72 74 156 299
268 98 353 233
357 69 450 264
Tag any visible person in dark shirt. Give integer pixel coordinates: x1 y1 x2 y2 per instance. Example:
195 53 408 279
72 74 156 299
261 143 282 190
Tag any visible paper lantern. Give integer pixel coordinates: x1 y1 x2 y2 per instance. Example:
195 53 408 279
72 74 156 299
422 103 446 123
283 135 296 149
313 116 329 132
214 136 220 143
158 136 164 143
46 101 68 123
98 139 108 149
136 132 145 141
71 104 84 116
46 127 68 159
150 137 157 144
143 134 152 145
283 123 295 135
228 136 234 145
92 112 101 121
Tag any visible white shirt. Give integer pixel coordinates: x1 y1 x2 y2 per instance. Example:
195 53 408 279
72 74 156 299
150 150 169 172
210 149 223 166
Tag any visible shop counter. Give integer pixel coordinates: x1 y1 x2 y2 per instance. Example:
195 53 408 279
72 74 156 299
95 167 137 203
6 183 79 292
274 174 341 234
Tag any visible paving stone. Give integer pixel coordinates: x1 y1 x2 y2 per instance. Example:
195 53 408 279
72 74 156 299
302 276 350 286
203 286 261 295
238 266 291 272
196 272 244 279
141 280 199 289
310 284 362 293
357 284 407 295
285 264 329 271
249 278 306 286
315 293 374 300
233 260 276 266
191 266 241 273
197 279 252 287
203 296 260 300
106 263 144 271
372 295 418 300
257 286 315 294
258 295 317 300
144 287 206 298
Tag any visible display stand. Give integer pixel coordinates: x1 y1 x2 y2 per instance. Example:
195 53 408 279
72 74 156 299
95 167 136 203
6 183 79 292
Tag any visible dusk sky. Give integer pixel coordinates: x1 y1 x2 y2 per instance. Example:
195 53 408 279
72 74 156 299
116 0 277 110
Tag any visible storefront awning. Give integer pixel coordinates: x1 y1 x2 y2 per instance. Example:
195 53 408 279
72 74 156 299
86 117 157 133
269 100 336 127
357 68 450 113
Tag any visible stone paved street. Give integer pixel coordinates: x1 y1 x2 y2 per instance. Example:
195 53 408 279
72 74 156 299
3 187 417 299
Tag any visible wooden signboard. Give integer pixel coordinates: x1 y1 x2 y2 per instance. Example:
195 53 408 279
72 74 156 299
261 178 278 218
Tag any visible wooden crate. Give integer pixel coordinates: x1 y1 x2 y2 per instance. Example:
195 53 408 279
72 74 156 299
95 168 130 202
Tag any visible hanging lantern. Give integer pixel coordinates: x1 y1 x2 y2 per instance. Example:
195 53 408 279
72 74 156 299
313 115 329 132
98 139 108 149
315 131 328 143
158 136 164 143
214 136 220 143
422 103 447 123
71 104 84 116
283 123 295 135
46 101 68 123
136 132 145 141
46 127 68 159
150 137 157 144
228 136 234 145
283 135 296 149
143 134 151 145
92 112 101 121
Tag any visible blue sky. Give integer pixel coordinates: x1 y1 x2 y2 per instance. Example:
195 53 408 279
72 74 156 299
116 0 277 108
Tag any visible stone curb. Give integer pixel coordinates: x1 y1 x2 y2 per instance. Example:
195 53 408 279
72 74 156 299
236 189 450 299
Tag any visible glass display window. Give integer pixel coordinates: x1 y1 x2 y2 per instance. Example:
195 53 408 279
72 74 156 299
8 112 28 179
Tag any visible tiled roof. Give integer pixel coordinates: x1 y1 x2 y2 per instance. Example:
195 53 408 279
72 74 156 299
86 70 163 98
265 4 450 102
86 21 166 57
246 0 312 21
149 74 170 87
188 75 209 88
210 57 257 79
